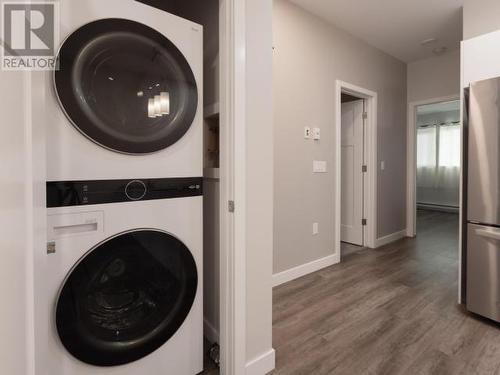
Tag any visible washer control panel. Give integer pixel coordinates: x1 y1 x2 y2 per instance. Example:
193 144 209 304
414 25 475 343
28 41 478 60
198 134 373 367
47 177 203 208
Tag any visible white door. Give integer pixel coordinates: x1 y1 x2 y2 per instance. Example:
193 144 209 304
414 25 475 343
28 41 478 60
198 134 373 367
341 100 364 245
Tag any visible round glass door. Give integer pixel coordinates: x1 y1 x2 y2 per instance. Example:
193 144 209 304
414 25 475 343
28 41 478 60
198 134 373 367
54 19 198 154
56 230 198 366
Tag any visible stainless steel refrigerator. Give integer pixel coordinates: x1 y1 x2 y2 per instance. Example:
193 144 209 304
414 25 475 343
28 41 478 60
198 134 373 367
466 77 500 323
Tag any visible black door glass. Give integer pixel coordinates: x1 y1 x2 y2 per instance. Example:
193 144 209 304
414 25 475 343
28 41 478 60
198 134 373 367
54 19 198 154
56 230 198 366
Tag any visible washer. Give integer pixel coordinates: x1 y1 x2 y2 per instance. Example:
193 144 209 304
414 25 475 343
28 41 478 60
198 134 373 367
43 0 203 181
36 178 203 374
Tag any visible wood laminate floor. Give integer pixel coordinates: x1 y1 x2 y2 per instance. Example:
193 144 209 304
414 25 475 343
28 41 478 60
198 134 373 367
272 210 500 375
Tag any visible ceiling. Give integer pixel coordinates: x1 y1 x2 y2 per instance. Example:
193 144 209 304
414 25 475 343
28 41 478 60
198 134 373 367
417 100 460 115
289 0 464 63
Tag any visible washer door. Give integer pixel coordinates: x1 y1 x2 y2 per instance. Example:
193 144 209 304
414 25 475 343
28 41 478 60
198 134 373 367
56 230 198 366
54 19 198 154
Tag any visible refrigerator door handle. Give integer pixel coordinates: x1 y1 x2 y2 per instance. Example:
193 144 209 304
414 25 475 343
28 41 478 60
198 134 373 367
475 228 500 241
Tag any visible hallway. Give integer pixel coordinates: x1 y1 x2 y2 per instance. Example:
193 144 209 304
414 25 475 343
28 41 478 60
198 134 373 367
272 211 500 374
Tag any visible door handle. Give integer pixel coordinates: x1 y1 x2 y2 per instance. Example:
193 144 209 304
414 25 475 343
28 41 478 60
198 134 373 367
475 228 500 241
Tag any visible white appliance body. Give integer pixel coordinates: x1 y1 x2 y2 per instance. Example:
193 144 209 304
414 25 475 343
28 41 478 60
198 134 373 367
43 0 203 181
36 197 203 375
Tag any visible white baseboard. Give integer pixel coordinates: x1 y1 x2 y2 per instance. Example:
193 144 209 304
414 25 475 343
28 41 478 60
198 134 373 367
406 227 415 238
375 230 407 248
246 348 276 375
203 317 219 344
272 253 340 287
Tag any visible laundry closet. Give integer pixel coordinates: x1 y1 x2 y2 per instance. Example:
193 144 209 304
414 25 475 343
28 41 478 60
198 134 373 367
34 0 222 374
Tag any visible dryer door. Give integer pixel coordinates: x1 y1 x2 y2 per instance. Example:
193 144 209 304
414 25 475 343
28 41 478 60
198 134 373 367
56 230 198 366
54 18 198 154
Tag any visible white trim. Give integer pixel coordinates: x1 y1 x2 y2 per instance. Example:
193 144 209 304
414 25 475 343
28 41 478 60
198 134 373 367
24 71 36 375
204 318 220 345
245 349 276 375
335 81 378 257
406 94 460 238
375 230 407 248
272 254 340 287
459 42 465 305
219 0 247 374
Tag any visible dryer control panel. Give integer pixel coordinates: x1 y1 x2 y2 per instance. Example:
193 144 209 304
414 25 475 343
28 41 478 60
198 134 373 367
47 177 203 208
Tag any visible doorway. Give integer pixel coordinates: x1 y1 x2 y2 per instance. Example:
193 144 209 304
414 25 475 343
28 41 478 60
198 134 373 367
335 81 378 260
340 94 365 250
407 97 461 237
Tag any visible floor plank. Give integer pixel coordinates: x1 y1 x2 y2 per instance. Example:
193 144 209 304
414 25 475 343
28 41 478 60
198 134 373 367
272 210 500 375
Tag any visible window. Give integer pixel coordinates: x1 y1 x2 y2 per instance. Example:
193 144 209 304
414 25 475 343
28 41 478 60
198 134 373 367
417 123 461 169
439 124 461 168
417 126 437 168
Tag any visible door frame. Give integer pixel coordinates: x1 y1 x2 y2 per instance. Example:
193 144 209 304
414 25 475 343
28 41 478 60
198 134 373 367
406 94 460 237
335 80 378 256
219 0 247 374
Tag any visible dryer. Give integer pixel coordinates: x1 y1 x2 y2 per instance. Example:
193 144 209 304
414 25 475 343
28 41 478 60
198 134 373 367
36 178 203 374
43 0 203 181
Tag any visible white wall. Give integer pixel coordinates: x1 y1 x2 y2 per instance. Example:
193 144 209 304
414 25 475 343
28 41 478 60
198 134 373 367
462 30 500 87
463 0 500 40
273 0 407 274
245 0 275 370
0 72 35 375
407 49 461 104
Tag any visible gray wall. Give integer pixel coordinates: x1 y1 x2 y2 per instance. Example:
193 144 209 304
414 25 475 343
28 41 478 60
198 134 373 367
464 0 500 39
407 49 461 104
273 0 407 274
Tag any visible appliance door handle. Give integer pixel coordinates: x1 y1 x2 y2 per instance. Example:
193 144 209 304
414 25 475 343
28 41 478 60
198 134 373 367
53 222 98 236
475 228 500 241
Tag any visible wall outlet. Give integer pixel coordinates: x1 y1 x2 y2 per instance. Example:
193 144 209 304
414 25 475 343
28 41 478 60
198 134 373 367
313 222 319 235
304 127 311 139
313 127 321 140
313 160 327 173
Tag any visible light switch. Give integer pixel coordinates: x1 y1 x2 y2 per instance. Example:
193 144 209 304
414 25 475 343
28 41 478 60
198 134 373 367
313 128 321 140
313 222 319 235
304 127 311 139
313 160 327 173
381 161 386 171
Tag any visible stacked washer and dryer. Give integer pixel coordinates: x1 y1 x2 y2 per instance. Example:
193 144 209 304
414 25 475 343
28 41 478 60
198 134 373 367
36 1 204 374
